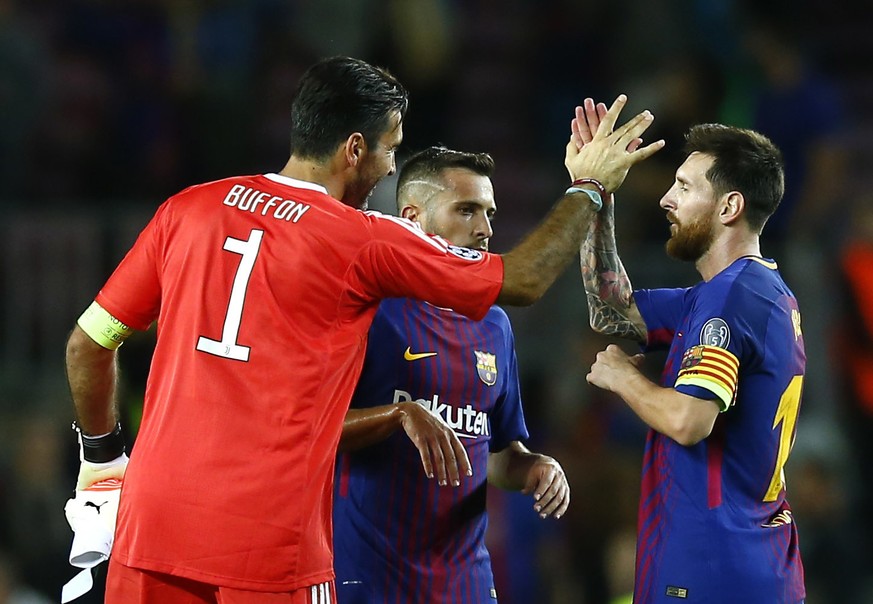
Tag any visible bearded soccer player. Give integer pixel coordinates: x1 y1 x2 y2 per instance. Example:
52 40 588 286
577 100 805 603
63 57 663 604
333 147 570 603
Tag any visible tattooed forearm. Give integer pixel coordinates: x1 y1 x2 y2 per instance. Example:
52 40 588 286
580 211 646 342
586 293 647 341
580 242 633 307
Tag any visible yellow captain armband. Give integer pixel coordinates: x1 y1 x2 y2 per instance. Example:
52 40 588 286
77 301 134 350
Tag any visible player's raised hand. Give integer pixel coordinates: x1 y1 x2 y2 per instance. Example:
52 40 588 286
572 97 644 153
398 402 472 487
571 98 606 149
565 94 664 192
521 455 570 519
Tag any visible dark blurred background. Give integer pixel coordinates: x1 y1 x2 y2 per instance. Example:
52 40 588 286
1 0 871 602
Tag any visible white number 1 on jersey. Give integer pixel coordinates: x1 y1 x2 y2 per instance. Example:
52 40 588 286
196 229 263 361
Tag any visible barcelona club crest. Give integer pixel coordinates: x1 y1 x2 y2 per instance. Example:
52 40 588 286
474 350 498 386
680 345 705 370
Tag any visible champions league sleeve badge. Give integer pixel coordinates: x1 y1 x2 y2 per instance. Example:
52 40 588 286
700 318 731 348
474 350 498 386
447 245 483 261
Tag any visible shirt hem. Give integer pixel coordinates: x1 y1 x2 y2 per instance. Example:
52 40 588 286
112 553 335 592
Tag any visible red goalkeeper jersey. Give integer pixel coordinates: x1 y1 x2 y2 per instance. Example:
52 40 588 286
97 173 503 591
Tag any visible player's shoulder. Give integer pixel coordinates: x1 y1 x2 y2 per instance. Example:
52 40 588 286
483 305 512 330
704 256 782 294
361 210 434 236
171 174 261 198
700 256 789 319
485 304 509 320
170 173 342 205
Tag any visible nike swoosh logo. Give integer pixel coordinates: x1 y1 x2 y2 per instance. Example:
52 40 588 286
403 347 438 361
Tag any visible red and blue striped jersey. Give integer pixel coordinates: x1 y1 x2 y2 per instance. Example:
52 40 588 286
333 298 528 604
632 256 806 603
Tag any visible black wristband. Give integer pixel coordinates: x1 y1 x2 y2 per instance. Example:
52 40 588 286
79 422 126 463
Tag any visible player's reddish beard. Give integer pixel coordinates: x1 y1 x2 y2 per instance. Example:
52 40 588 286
665 210 715 262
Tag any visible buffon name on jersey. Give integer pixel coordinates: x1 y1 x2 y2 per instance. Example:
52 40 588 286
223 184 311 223
392 389 490 439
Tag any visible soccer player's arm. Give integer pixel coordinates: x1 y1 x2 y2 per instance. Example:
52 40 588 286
340 404 472 487
486 323 568 516
579 196 647 343
339 404 415 451
354 214 502 321
66 301 140 489
488 441 570 519
588 287 715 445
589 295 740 445
67 304 129 438
498 96 662 306
67 205 163 483
591 354 722 446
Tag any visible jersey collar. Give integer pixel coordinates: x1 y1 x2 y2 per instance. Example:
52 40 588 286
263 173 329 195
740 255 778 270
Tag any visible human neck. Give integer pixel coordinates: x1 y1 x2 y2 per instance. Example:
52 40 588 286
278 156 347 202
695 232 762 282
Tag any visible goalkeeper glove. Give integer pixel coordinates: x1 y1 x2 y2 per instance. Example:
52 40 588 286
62 423 128 602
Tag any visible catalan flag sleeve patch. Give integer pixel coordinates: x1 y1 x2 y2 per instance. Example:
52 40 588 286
675 345 740 412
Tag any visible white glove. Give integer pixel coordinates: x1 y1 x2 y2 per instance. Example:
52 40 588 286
65 453 128 564
62 442 128 603
76 453 128 491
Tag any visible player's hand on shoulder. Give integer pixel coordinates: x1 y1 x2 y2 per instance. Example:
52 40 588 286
398 401 472 487
523 455 570 520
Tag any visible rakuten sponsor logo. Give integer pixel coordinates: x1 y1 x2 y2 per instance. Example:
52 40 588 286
393 389 490 439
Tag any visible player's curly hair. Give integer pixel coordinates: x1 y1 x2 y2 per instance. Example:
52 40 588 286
684 124 785 233
289 56 408 160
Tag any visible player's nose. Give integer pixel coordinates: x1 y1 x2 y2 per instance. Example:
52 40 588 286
659 187 676 211
475 215 493 240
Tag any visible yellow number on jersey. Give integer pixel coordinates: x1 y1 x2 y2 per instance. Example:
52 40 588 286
763 375 803 502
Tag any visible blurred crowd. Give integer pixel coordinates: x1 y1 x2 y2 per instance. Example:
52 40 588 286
1 0 871 602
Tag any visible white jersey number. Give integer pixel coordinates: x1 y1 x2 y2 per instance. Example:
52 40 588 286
196 229 263 361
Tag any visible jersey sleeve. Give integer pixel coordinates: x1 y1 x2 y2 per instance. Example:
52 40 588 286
633 287 689 351
349 213 504 321
487 310 529 452
94 202 168 331
673 285 743 412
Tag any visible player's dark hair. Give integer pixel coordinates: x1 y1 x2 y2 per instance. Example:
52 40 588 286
684 124 785 233
289 56 408 160
396 146 494 209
